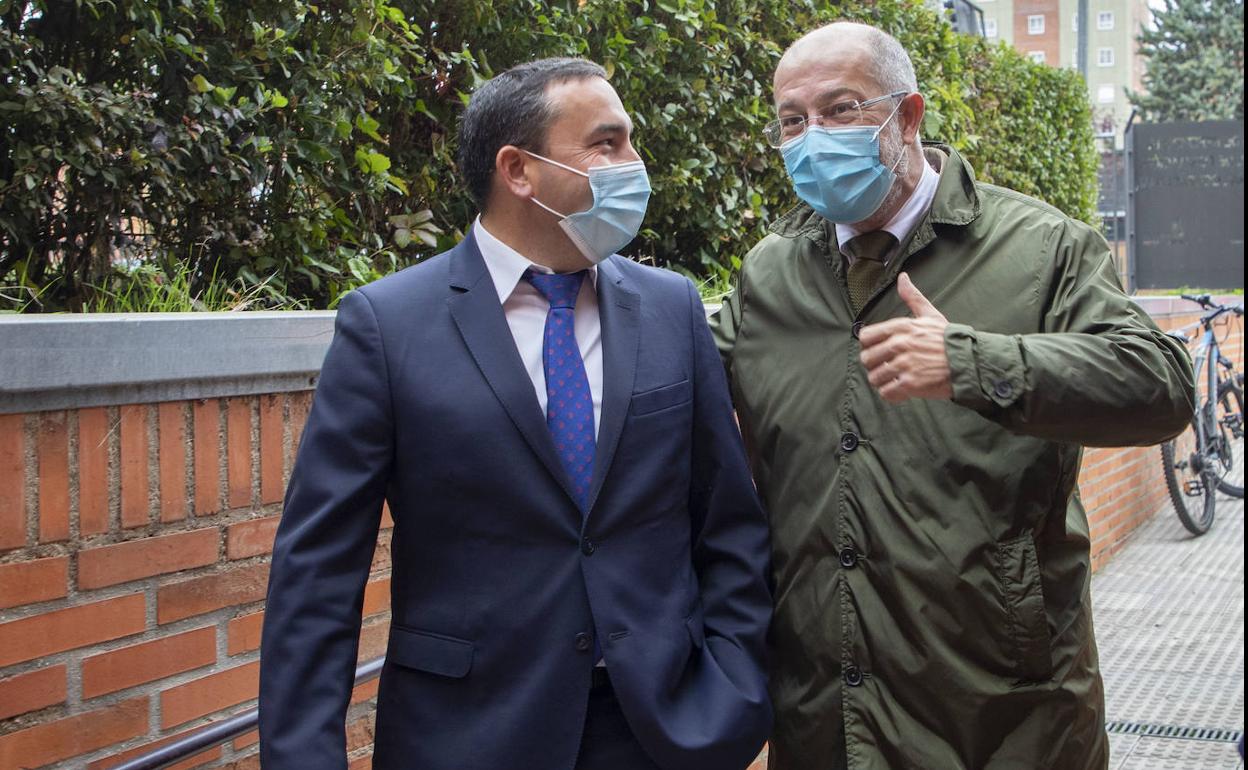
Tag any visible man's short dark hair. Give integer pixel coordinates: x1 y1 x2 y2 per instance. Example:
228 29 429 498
457 57 608 212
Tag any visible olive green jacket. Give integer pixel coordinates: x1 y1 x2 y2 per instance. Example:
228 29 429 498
710 145 1194 770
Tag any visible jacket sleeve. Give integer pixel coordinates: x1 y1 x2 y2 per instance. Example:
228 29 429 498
944 221 1195 447
684 277 775 763
708 269 745 389
259 290 392 769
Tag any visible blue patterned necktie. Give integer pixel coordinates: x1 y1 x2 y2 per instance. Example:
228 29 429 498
525 270 596 513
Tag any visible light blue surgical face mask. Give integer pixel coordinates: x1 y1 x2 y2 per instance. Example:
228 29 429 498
780 101 905 224
525 151 652 264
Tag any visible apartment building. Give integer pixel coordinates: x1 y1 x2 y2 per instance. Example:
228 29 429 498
978 0 1150 147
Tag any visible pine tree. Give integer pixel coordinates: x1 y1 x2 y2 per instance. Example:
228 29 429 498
1130 0 1245 121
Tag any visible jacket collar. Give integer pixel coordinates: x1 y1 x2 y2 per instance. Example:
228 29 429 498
767 142 982 241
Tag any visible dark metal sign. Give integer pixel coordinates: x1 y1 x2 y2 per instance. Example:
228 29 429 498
1126 121 1244 291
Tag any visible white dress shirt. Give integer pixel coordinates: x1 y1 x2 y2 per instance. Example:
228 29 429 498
473 217 603 438
837 151 941 264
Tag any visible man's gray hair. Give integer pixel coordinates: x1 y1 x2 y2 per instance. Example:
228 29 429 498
861 25 919 95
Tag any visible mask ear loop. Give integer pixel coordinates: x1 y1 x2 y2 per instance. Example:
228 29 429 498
522 149 590 178
872 95 909 173
521 149 590 220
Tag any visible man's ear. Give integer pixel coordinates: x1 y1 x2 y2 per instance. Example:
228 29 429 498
495 145 535 201
900 93 925 145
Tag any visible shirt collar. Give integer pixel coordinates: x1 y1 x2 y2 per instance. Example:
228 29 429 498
836 157 940 259
473 217 598 304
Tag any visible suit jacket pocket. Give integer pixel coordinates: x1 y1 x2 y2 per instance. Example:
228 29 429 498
993 533 1053 682
630 379 692 417
387 625 474 679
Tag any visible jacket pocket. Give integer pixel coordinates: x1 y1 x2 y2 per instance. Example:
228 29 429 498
993 533 1053 682
387 625 474 679
630 379 692 417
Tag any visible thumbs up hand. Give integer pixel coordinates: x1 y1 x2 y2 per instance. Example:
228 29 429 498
858 273 954 403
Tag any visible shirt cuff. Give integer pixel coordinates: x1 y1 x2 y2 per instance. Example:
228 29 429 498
944 323 1025 411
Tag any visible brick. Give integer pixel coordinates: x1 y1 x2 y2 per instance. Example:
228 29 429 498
0 593 146 668
161 660 260 728
159 401 189 522
233 730 259 751
226 515 280 560
260 394 285 505
157 562 269 624
227 398 252 509
0 665 67 720
119 404 150 528
194 399 221 515
288 391 313 476
227 611 264 655
0 696 147 768
82 626 217 699
362 578 391 617
380 501 394 530
357 618 390 663
78 407 112 536
79 527 220 589
225 753 261 770
348 756 372 770
0 555 68 609
37 411 70 542
0 413 26 550
351 677 380 705
346 712 376 753
87 725 221 770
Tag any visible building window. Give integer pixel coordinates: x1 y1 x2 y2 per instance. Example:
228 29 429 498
1072 13 1079 31
1098 84 1116 103
985 18 998 37
1097 11 1114 29
1028 14 1046 34
1029 50 1047 64
1098 47 1115 66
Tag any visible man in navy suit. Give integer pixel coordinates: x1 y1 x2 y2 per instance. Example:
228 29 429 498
258 57 773 770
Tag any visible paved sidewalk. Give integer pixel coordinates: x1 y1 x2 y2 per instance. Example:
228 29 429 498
1094 456 1245 769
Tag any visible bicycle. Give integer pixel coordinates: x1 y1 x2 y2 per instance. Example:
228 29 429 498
1160 294 1245 535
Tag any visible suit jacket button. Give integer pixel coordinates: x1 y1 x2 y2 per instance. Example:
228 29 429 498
852 321 865 339
844 665 865 687
575 632 593 652
840 432 860 452
839 548 859 569
581 538 596 556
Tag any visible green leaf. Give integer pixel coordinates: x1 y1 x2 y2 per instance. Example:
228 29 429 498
192 74 213 93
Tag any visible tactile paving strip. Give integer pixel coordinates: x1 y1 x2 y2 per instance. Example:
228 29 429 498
1093 445 1244 770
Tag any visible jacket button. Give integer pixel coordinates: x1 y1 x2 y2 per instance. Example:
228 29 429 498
574 632 593 652
851 321 865 339
844 665 864 687
840 432 860 452
839 548 859 569
994 380 1014 399
581 538 596 556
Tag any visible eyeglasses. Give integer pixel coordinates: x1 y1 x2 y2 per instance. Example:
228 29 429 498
764 90 909 148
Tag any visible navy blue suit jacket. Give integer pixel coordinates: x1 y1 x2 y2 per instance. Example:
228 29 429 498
258 233 773 770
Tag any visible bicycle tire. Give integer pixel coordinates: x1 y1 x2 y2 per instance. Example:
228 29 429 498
1161 421 1217 535
1214 379 1244 498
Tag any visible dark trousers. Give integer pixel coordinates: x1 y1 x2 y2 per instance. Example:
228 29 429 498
574 669 663 770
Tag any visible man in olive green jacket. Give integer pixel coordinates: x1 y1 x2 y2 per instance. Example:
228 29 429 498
711 22 1194 770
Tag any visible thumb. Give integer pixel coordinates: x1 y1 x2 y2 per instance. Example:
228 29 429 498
898 273 943 320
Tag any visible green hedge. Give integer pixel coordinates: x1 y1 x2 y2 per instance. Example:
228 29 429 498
0 0 1097 310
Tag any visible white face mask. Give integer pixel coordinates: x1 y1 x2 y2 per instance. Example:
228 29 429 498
525 151 652 264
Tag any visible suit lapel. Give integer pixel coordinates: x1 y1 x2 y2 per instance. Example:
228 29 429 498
584 257 640 517
446 234 580 506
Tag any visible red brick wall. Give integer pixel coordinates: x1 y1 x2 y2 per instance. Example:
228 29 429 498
0 303 1242 768
0 394 391 769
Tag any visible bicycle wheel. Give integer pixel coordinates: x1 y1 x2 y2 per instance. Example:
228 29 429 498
1161 419 1218 535
1213 378 1244 498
